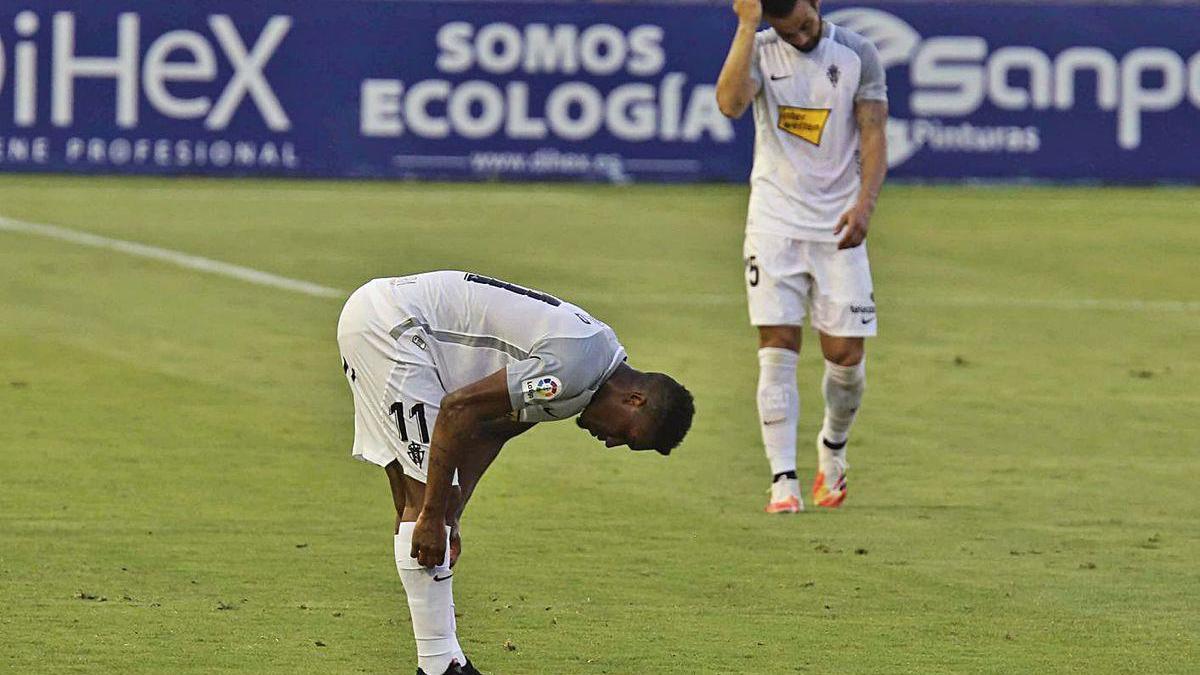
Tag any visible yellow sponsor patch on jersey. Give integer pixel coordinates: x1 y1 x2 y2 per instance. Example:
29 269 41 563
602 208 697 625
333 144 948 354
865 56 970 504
777 106 831 146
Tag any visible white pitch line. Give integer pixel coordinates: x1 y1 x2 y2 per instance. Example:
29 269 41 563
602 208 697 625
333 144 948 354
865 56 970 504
1 214 1196 313
0 215 345 300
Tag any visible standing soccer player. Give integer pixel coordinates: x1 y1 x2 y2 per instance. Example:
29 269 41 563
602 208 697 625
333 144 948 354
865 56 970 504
337 271 694 674
715 0 888 513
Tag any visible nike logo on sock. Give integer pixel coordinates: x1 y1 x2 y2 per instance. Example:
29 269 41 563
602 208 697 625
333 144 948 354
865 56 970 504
822 437 847 451
433 573 453 582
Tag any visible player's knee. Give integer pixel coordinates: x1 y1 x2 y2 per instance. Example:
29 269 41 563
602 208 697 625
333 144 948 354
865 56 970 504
760 337 800 351
824 342 864 367
757 327 800 351
830 351 864 367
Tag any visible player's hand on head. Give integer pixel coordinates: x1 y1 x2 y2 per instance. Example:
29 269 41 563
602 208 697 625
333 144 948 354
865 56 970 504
411 512 447 569
733 0 762 27
835 203 872 249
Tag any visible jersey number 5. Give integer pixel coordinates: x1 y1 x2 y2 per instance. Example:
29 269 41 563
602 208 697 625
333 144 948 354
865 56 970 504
746 256 760 287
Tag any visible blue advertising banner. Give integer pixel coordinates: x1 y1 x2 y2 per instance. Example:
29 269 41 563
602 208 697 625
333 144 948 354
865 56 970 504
0 0 1197 182
0 0 749 182
824 2 1200 181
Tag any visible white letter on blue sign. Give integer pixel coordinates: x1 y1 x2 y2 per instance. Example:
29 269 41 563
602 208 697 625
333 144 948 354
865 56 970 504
52 12 140 128
1054 48 1118 111
406 79 452 138
436 22 475 73
143 30 218 119
14 11 40 127
505 82 548 139
1119 48 1184 149
206 15 292 132
911 37 987 117
361 79 403 136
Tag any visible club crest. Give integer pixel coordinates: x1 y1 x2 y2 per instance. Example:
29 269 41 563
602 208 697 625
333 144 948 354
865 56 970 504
827 64 840 87
407 441 425 466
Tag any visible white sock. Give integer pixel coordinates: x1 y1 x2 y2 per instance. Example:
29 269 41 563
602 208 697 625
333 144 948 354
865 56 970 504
757 347 799 477
821 359 866 447
395 522 465 675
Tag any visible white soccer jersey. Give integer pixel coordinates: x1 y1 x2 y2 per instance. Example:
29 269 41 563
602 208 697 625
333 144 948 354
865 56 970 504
360 271 626 423
746 21 887 242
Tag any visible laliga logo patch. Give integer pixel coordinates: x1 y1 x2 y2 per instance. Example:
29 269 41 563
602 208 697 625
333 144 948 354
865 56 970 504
777 106 831 146
523 376 562 402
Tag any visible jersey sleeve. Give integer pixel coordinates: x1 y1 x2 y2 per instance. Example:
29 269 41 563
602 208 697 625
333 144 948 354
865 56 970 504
505 332 625 423
853 35 887 103
749 32 765 95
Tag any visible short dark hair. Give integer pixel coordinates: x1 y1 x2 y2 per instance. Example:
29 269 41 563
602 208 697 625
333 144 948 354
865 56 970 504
643 373 695 455
762 0 814 18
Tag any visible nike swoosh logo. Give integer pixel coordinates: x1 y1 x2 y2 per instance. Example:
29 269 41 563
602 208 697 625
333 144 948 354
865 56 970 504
433 573 453 582
861 317 875 325
769 74 790 81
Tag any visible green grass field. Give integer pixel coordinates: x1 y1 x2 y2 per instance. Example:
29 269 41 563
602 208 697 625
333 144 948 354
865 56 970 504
1 176 1197 673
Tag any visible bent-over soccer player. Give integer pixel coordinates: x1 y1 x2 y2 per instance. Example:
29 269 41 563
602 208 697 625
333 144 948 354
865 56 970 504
336 271 694 675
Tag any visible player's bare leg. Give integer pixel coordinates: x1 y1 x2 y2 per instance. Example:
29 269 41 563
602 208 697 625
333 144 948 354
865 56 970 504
758 325 804 513
388 464 476 675
387 422 530 675
813 334 866 508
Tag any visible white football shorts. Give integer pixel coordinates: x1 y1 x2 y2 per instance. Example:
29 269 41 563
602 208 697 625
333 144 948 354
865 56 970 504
336 280 448 484
743 231 877 337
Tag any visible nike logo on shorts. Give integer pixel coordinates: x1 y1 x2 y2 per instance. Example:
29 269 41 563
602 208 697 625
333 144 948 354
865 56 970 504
433 573 453 582
861 317 875 325
770 74 790 81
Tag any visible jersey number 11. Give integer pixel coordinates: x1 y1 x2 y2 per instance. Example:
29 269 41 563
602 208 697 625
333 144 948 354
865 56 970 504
388 401 430 444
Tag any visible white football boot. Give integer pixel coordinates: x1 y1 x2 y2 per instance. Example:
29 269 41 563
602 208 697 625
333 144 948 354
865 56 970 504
765 477 804 514
812 436 848 508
